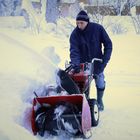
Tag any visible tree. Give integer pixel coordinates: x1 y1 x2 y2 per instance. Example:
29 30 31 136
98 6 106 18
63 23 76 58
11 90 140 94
129 0 140 34
112 0 138 16
0 0 21 16
21 0 44 34
45 0 60 23
131 15 140 34
41 0 47 18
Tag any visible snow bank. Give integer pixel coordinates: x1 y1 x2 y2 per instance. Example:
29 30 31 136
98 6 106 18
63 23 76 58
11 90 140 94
0 28 61 140
0 16 26 28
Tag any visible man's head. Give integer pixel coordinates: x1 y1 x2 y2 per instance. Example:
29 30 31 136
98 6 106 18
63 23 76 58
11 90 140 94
76 10 89 30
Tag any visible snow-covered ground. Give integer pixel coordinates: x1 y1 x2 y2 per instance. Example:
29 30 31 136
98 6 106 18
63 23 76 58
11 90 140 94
0 16 140 140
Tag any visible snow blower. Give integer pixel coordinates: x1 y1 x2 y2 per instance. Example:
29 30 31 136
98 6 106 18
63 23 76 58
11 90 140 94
31 58 102 138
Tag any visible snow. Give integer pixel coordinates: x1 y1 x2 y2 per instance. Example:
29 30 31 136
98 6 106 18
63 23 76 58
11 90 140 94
0 15 140 140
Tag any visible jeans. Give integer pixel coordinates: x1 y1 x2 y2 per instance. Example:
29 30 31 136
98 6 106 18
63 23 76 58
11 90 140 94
95 72 105 90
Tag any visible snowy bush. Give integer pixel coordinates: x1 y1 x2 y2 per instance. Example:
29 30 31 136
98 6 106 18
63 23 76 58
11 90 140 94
56 17 75 37
89 13 105 25
110 22 127 34
44 22 56 33
131 15 140 34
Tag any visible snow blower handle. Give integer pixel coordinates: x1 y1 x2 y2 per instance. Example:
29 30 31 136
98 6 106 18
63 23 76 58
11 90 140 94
65 65 73 73
91 58 103 75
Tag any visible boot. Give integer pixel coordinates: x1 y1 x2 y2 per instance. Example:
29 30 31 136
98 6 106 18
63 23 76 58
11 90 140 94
97 89 104 111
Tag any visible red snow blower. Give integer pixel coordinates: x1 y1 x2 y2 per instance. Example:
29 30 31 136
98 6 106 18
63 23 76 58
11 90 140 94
31 58 102 138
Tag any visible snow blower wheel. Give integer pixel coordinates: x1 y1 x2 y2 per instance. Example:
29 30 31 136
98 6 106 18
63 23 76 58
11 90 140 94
88 99 99 127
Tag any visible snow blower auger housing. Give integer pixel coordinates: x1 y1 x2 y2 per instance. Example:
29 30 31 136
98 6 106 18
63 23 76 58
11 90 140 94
31 58 102 138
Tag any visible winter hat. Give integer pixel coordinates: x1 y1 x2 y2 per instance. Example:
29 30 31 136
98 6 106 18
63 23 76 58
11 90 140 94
76 10 89 22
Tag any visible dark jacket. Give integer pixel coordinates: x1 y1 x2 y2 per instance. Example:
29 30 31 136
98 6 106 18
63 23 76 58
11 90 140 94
70 22 112 74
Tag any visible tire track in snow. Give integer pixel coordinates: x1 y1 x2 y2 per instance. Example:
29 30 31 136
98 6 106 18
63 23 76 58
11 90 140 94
0 32 57 69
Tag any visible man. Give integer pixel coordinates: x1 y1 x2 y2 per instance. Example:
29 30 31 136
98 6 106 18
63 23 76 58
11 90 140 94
69 10 112 111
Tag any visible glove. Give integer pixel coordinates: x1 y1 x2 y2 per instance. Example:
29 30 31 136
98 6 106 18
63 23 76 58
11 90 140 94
72 64 80 74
